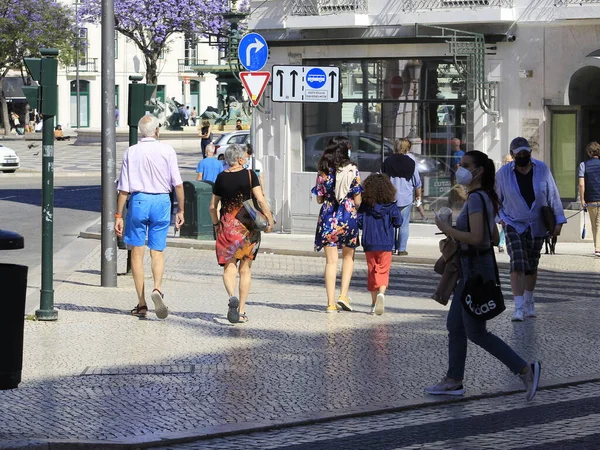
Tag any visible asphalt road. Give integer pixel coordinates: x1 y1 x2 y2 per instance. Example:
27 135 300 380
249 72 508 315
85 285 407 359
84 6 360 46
0 175 101 270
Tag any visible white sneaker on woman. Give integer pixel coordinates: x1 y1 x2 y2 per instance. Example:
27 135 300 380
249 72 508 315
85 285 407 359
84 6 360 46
337 296 353 312
519 361 541 401
424 377 466 396
374 293 385 315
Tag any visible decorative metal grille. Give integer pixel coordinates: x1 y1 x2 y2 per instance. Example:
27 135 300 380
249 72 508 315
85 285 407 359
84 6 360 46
554 0 600 4
403 0 511 11
416 25 499 117
178 59 208 73
66 58 98 73
292 0 368 16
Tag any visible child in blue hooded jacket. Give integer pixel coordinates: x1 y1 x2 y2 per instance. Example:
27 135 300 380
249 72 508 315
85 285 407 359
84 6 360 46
357 174 402 315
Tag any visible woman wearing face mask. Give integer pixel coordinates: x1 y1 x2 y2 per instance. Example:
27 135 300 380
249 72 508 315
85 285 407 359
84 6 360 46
425 150 541 402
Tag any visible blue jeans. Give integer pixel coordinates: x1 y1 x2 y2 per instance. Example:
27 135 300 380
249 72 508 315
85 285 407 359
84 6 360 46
446 254 527 380
394 204 412 252
499 226 506 248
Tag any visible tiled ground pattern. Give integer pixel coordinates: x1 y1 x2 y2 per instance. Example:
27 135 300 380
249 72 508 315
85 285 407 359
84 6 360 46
0 245 599 444
163 383 600 449
1 137 204 176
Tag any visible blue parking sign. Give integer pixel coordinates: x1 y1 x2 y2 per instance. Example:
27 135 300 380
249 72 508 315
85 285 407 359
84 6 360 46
238 33 269 72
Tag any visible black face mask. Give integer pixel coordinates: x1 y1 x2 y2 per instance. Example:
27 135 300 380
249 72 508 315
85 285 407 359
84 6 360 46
514 155 531 167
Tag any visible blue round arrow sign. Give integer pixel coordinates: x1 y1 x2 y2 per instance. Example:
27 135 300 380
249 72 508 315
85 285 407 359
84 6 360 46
238 33 269 72
306 68 327 89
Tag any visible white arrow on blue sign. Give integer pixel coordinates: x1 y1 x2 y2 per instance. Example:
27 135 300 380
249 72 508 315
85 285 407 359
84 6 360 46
238 33 269 72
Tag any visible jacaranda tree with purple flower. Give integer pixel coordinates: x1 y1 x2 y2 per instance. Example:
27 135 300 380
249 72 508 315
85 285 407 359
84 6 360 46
78 0 234 85
0 0 76 135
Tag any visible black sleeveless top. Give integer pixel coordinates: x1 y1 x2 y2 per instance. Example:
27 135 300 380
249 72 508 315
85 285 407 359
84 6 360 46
201 126 210 141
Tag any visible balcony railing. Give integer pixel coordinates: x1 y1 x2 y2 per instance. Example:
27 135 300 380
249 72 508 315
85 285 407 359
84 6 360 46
554 0 600 4
403 0 512 10
178 59 208 72
66 58 98 73
292 0 368 16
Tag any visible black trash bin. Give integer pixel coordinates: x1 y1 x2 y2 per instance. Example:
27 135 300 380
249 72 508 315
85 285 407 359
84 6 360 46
0 230 27 390
181 181 214 240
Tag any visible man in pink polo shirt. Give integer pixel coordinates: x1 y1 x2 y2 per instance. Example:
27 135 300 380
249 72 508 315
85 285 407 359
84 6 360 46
115 114 185 319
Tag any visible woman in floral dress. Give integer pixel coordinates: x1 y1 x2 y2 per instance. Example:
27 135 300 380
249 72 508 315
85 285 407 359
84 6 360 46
210 144 274 324
312 136 363 313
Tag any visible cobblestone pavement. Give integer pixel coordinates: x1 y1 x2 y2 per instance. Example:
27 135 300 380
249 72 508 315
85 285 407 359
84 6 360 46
1 244 600 447
0 134 206 177
161 381 600 449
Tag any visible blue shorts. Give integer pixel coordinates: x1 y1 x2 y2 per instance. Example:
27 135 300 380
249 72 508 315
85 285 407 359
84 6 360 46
124 192 171 251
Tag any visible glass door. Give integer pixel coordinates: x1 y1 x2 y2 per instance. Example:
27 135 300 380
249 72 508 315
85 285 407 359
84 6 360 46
70 80 89 128
550 111 577 200
190 80 200 112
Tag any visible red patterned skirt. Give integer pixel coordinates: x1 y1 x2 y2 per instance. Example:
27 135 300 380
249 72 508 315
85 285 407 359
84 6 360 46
215 206 261 266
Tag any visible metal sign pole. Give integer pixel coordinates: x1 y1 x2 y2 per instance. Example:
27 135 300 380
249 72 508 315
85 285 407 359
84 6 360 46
100 0 117 287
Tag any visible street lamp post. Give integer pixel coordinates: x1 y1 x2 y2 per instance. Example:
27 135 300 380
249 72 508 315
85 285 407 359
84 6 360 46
75 0 80 130
25 49 60 321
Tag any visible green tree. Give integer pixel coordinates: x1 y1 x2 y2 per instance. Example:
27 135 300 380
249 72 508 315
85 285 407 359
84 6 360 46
0 0 76 135
78 0 233 85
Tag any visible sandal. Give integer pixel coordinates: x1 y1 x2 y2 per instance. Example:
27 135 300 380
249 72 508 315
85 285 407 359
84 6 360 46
238 313 249 323
131 304 148 318
151 289 169 319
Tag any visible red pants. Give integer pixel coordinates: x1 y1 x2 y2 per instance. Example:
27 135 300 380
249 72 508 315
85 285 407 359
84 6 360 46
365 251 392 291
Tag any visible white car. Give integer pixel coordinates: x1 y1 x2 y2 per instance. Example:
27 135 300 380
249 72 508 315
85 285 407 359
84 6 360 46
214 130 250 160
0 145 20 173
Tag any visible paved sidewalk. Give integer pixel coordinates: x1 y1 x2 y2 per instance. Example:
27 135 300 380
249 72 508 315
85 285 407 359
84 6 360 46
82 218 600 270
0 133 207 178
80 218 453 266
2 233 600 449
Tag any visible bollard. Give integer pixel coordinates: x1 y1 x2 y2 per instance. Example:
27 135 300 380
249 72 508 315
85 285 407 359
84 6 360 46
0 230 27 390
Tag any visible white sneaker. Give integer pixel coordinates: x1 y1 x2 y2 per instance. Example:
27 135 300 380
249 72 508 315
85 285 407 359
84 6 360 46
512 309 524 322
369 305 376 315
525 302 537 318
374 293 385 315
337 296 353 312
424 377 466 396
519 361 541 401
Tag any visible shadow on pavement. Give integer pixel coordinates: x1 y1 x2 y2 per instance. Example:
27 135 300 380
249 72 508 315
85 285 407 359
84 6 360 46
0 185 101 213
